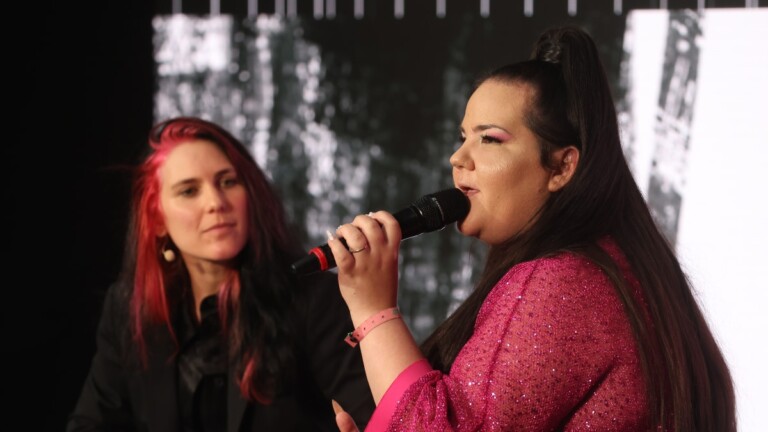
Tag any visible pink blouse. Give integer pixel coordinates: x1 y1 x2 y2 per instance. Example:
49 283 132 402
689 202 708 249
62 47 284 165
367 240 650 431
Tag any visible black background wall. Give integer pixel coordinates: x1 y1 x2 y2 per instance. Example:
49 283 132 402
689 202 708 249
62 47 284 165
38 2 155 429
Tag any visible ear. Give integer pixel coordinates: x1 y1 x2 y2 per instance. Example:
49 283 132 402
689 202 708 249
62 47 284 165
155 224 168 238
548 146 580 192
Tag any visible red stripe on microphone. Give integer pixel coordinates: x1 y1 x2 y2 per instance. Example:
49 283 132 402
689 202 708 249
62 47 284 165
309 247 328 271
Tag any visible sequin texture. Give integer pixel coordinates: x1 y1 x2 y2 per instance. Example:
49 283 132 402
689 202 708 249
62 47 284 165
385 240 651 431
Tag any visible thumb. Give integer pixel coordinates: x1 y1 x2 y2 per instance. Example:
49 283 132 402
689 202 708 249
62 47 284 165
332 399 360 432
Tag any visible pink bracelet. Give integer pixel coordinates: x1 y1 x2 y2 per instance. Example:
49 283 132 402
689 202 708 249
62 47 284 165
345 307 401 347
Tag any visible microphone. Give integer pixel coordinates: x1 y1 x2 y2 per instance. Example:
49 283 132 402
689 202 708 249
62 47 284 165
291 187 470 275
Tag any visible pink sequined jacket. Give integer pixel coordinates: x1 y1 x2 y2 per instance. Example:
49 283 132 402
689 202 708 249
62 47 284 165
367 239 650 431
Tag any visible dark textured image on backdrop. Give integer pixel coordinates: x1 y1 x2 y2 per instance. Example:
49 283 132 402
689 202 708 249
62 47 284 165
152 5 628 341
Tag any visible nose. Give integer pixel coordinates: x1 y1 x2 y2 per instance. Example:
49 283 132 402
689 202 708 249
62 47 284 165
450 143 473 170
205 187 228 213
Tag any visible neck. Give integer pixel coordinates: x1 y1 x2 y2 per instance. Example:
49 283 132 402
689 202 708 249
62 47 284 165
184 258 234 321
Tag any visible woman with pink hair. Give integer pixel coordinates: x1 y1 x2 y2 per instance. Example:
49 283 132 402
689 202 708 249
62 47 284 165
68 117 374 431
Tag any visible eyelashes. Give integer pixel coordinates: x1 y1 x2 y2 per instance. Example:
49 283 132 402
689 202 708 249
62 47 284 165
479 133 502 144
458 132 504 144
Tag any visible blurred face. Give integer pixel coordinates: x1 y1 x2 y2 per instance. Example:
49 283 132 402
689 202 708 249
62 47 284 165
451 80 555 245
158 140 249 265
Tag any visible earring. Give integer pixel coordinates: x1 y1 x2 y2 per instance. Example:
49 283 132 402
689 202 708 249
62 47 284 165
163 248 176 262
161 239 176 262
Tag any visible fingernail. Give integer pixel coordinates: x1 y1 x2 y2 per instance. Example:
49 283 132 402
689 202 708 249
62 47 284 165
367 212 375 217
331 399 343 414
326 230 335 241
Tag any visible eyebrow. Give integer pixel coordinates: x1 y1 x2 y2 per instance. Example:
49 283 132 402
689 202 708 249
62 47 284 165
459 124 512 134
169 168 236 189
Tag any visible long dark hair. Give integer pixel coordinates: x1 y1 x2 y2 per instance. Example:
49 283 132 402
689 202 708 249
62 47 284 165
123 116 303 402
421 26 735 431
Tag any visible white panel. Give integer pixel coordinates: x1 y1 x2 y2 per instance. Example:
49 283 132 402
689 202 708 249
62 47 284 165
627 8 768 431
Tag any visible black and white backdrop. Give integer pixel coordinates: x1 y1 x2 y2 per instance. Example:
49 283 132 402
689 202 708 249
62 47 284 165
39 1 767 430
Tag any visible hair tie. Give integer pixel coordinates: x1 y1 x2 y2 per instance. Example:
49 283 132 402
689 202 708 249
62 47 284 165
539 43 562 64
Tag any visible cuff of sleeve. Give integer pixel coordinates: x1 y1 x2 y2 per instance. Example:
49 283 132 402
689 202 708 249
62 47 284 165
364 358 433 432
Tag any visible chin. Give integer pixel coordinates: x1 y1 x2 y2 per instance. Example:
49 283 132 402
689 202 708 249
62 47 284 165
206 248 243 263
456 222 477 239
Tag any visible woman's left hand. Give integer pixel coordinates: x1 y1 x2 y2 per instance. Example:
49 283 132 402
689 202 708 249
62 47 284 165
327 211 401 325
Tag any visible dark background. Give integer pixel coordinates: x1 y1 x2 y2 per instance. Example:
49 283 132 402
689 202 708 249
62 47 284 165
32 1 764 429
38 2 155 428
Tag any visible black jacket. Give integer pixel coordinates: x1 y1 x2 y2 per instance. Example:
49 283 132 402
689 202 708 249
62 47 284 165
67 271 375 431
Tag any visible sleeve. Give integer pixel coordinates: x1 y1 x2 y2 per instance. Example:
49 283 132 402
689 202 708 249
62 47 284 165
380 256 634 432
365 359 433 432
66 284 135 432
297 272 377 430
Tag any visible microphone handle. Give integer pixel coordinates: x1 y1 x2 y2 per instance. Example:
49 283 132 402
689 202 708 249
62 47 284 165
291 205 428 274
291 240 342 275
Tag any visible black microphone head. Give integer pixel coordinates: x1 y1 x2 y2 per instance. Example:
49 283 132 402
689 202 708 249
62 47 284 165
413 188 470 232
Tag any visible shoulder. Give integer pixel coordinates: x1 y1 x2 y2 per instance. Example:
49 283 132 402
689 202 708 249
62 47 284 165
480 250 621 321
499 251 608 292
90 280 136 363
99 280 132 323
472 249 638 359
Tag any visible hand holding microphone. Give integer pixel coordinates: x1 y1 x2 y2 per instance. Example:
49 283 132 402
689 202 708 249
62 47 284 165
290 188 470 275
321 188 469 329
